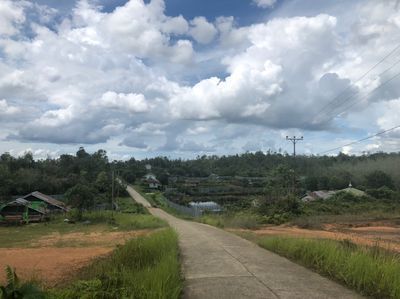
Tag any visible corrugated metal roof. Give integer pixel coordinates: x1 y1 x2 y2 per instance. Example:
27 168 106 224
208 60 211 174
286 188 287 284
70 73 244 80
23 191 68 211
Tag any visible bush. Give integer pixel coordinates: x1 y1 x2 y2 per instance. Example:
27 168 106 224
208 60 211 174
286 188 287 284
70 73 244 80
49 229 181 299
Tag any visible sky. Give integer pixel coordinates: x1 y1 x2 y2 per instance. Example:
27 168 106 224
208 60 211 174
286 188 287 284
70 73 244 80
0 0 400 160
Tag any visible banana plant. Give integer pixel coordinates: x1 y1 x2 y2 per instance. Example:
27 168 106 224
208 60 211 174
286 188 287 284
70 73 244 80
0 266 45 299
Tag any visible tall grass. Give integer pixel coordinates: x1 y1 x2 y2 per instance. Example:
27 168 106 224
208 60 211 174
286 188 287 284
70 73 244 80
199 212 264 229
49 228 182 299
258 236 400 298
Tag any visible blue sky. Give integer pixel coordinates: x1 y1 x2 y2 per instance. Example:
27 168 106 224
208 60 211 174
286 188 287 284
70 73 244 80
0 0 399 160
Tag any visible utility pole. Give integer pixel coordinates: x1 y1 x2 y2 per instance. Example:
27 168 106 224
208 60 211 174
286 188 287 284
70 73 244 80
286 136 303 157
111 169 115 216
285 136 303 194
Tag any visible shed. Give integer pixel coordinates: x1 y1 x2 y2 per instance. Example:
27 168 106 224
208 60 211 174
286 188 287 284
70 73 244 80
189 201 222 213
0 198 46 224
301 190 336 202
23 191 68 213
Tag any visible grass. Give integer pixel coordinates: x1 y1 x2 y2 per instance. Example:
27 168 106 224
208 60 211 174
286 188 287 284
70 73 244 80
198 212 264 229
48 228 182 299
116 197 147 214
0 211 167 248
256 235 400 298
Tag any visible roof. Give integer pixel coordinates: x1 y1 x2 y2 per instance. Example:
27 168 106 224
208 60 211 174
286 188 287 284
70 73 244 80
340 187 366 196
23 191 68 211
301 190 335 201
189 201 222 211
145 178 161 184
2 198 46 214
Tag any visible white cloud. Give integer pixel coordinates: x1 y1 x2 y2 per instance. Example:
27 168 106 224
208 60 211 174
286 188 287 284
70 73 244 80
99 91 151 114
189 17 218 44
0 0 25 36
0 99 20 115
253 0 277 9
0 0 400 156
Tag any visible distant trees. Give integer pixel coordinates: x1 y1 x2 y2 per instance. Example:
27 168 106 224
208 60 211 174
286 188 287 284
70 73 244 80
365 170 394 189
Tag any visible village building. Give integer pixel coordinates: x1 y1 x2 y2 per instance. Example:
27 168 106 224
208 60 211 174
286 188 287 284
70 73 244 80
22 191 68 213
0 198 46 224
142 173 162 189
188 201 222 213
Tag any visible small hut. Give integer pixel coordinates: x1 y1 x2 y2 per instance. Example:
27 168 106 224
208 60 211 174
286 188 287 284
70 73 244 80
0 198 46 224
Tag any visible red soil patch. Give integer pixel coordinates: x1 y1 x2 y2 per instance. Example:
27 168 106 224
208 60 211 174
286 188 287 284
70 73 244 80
0 229 150 287
0 247 111 287
232 223 400 252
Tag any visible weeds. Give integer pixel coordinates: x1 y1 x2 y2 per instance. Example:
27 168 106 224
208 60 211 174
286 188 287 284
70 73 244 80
49 228 182 299
258 236 400 298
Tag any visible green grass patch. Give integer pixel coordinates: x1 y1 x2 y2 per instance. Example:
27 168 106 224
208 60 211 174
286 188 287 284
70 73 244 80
257 236 400 298
198 212 264 229
48 228 182 299
116 197 147 214
0 211 167 248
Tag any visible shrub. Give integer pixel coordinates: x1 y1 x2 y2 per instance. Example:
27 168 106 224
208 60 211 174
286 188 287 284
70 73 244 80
0 266 45 299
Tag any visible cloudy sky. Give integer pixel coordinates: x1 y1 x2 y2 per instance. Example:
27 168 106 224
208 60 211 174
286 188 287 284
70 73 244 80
1 0 400 160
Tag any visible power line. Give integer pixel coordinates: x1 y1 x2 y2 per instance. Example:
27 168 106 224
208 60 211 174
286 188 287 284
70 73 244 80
313 57 400 124
313 43 400 121
318 124 400 155
320 69 400 124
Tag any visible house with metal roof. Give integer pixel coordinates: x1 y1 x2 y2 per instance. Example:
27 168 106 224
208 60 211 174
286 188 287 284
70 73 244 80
0 198 47 224
22 191 68 212
188 201 222 213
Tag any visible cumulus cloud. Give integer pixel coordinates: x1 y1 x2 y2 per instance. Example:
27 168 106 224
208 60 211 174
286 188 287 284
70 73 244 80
253 0 277 9
0 0 25 36
0 99 20 116
99 92 150 114
1 0 400 156
189 17 218 44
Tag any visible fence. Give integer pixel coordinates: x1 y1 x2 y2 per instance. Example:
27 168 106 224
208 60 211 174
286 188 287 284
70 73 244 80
163 197 202 217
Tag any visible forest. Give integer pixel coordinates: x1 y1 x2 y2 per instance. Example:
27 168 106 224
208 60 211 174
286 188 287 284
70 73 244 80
1 148 399 212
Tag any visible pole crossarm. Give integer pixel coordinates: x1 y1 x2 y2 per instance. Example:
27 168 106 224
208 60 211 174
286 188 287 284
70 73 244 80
286 136 303 157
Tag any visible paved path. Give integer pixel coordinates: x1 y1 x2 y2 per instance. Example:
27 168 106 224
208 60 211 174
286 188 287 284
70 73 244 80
127 185 362 299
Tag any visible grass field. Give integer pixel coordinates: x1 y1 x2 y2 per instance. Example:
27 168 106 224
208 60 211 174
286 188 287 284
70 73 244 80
0 199 166 248
48 228 182 299
255 235 400 298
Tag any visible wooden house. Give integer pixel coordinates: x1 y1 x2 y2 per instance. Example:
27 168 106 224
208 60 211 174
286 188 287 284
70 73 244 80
0 198 46 224
23 191 68 213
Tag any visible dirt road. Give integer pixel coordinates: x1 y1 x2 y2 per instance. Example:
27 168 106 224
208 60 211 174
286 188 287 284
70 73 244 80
127 185 362 299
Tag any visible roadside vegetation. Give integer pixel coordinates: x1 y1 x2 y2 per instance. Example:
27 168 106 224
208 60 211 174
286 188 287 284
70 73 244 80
254 235 400 298
0 229 181 299
48 228 181 299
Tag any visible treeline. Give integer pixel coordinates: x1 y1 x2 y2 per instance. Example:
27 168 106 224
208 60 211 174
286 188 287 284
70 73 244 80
1 148 399 201
117 151 400 191
0 147 114 204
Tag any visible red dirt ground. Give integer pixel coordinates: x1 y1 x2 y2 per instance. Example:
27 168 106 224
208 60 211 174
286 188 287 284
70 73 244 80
0 230 150 286
231 222 400 252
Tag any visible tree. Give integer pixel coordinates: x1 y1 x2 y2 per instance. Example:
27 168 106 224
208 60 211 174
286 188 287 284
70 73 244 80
65 184 96 219
365 170 394 189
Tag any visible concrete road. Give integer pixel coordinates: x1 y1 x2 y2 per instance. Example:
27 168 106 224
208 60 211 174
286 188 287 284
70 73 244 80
127 185 362 299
